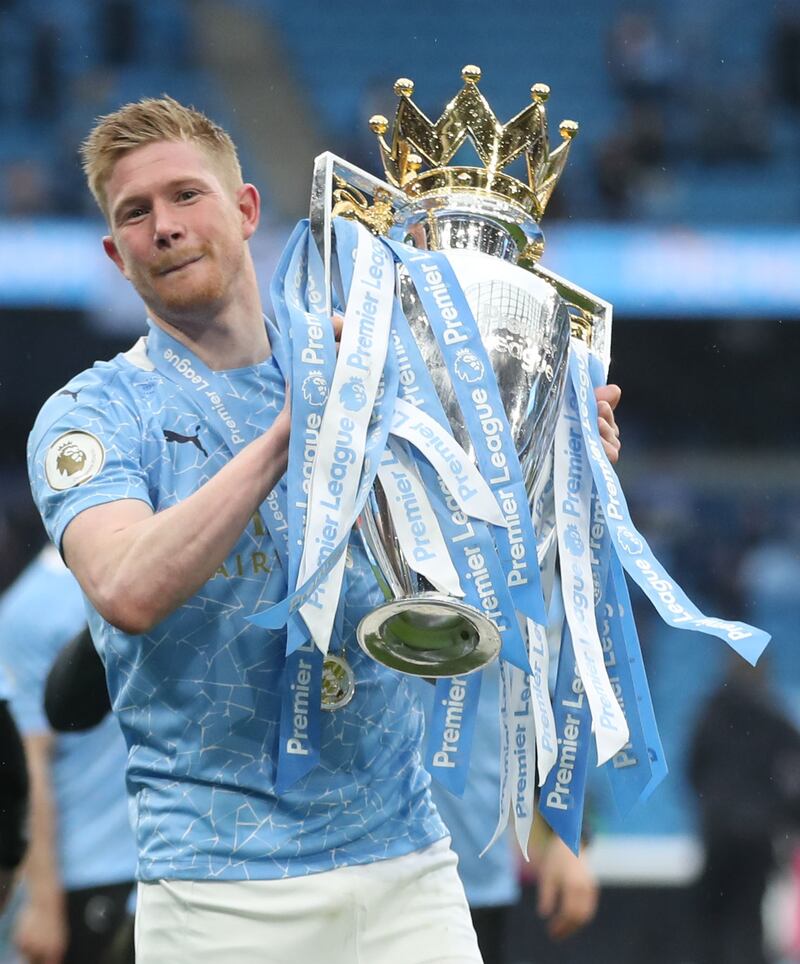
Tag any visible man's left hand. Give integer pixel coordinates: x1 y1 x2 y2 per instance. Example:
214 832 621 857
595 384 621 464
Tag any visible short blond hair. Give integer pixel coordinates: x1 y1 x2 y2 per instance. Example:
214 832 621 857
80 95 243 219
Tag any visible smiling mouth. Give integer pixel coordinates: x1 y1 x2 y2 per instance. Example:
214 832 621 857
158 255 204 276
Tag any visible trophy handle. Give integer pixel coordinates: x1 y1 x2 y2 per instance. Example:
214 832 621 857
309 152 406 316
308 153 614 372
531 265 613 378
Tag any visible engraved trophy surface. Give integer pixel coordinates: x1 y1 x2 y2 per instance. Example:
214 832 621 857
309 66 612 677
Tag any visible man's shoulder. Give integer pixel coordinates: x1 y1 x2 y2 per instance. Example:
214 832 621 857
29 339 152 452
42 339 150 411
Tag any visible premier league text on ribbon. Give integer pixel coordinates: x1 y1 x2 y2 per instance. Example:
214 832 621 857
300 233 392 623
400 248 541 612
545 668 587 813
285 637 318 756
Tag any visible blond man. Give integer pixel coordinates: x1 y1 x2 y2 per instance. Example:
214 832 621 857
28 97 621 962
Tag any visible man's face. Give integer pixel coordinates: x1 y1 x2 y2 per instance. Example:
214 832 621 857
102 140 256 324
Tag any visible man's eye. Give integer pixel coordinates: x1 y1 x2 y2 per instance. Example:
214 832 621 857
178 190 199 202
125 207 146 221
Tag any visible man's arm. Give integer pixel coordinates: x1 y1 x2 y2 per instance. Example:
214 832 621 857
13 732 68 964
63 408 289 634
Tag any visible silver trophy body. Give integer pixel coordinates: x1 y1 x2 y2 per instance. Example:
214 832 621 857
355 194 570 677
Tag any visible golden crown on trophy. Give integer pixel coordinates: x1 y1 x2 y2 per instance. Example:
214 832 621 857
368 64 578 221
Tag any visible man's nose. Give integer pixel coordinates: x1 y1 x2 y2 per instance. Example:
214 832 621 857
153 202 185 247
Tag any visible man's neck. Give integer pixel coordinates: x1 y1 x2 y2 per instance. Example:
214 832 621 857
152 310 270 371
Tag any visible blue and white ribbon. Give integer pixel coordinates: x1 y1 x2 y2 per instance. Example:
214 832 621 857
568 338 770 665
507 652 537 856
387 308 533 676
539 624 593 854
388 241 548 633
247 213 772 840
554 375 630 765
387 307 521 792
481 660 515 856
608 554 668 805
389 400 506 527
248 226 397 634
296 221 395 654
273 222 331 786
376 438 462 596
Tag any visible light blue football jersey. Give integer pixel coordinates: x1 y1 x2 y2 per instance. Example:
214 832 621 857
0 547 136 890
414 662 519 908
28 333 445 882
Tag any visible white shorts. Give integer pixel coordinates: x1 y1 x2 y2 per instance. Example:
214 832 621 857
135 837 482 963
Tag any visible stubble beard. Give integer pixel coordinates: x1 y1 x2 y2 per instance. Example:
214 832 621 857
135 244 240 329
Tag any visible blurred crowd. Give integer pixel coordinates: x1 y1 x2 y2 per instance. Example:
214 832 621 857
0 0 194 217
2 1 800 222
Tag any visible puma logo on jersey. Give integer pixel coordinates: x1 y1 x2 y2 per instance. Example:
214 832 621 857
164 425 208 457
58 388 82 402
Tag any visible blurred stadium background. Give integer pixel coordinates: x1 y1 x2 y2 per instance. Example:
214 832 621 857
1 1 799 960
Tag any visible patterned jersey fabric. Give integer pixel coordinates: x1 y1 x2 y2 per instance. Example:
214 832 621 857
28 332 445 882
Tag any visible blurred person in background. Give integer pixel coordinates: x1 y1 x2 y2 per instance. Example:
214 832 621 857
43 628 112 737
770 0 800 113
608 9 676 107
0 546 136 964
0 662 27 917
688 655 800 964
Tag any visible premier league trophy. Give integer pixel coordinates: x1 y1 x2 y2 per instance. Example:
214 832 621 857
307 66 610 677
257 63 769 843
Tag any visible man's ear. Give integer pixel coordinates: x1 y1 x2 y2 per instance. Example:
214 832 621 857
237 184 260 241
102 235 129 279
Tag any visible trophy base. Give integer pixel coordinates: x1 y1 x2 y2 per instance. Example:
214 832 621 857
356 593 501 678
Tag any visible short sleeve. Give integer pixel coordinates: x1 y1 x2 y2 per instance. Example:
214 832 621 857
28 369 154 550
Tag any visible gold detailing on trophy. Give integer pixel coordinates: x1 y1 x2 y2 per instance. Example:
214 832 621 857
370 65 578 220
331 178 396 236
567 305 594 344
518 237 546 267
